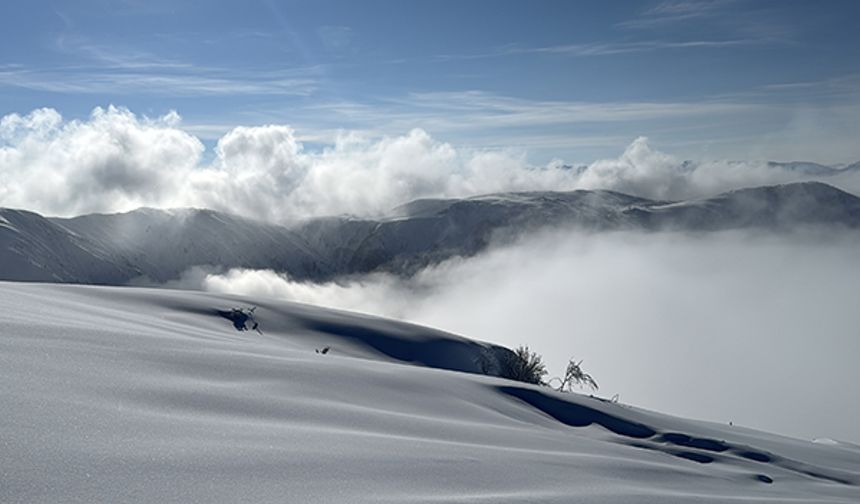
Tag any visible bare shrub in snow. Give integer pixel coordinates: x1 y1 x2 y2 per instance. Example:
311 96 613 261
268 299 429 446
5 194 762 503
548 359 599 392
499 345 548 385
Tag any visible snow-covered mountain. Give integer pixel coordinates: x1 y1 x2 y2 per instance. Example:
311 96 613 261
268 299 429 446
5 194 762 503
298 189 659 276
2 281 858 503
0 208 138 283
622 181 860 231
313 181 860 275
768 160 860 175
1 181 859 284
53 207 325 283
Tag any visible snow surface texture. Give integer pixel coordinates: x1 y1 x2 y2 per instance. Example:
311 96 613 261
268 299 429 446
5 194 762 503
2 281 859 503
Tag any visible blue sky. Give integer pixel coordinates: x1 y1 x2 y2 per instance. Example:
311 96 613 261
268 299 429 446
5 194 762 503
1 0 859 163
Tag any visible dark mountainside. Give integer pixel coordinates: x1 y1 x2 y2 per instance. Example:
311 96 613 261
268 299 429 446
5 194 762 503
2 181 859 285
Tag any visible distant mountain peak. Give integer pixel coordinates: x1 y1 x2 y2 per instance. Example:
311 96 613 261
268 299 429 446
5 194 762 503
716 180 858 201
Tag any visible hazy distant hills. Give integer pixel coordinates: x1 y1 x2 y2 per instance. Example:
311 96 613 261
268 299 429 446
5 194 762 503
621 181 860 231
0 208 137 284
298 181 860 276
311 190 660 276
2 181 859 284
53 208 324 283
767 160 860 176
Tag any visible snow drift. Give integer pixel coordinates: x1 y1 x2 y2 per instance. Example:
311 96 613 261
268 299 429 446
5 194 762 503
2 281 858 503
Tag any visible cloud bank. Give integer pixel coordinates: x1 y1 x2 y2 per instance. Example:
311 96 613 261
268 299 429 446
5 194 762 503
1 106 859 220
196 229 860 444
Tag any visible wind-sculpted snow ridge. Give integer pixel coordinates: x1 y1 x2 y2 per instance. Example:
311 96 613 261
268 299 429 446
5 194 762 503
2 281 858 503
1 181 860 285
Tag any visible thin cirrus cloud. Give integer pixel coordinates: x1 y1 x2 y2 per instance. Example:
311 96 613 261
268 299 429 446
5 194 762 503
54 34 195 70
0 65 319 97
752 74 860 100
2 105 860 222
289 85 860 164
0 35 323 97
431 1 761 62
295 90 766 144
617 0 737 30
399 91 761 125
435 38 758 61
617 0 795 44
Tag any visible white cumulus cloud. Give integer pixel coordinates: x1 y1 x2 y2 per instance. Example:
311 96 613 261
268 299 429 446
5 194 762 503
1 105 859 220
0 106 203 216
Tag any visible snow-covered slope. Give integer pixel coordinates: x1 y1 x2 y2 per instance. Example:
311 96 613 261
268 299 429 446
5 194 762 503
2 181 859 285
53 207 325 283
625 181 860 230
2 281 858 503
0 208 138 283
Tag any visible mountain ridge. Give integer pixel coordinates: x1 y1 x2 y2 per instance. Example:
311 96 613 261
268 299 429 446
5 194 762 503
2 181 859 285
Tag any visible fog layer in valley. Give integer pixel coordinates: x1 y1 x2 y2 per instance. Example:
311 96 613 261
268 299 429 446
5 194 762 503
194 229 860 444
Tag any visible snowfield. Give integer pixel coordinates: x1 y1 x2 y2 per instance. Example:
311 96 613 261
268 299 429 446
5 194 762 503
2 281 859 503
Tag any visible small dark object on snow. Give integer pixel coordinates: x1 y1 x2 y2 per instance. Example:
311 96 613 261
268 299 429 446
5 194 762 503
316 346 331 355
216 306 262 334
